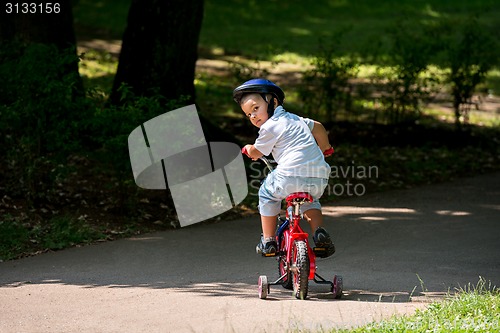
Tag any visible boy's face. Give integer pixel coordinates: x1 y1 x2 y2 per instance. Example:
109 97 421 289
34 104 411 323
240 94 269 128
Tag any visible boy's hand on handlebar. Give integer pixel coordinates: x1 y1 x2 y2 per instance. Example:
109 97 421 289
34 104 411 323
241 146 251 158
242 145 261 161
323 146 334 157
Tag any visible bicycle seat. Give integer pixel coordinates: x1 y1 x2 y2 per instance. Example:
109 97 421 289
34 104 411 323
286 192 314 205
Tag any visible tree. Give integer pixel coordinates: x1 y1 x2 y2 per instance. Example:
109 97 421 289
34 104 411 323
443 15 498 129
109 0 237 143
1 2 76 48
0 0 83 94
110 0 204 105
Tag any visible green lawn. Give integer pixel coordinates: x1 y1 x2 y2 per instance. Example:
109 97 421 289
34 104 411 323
74 0 500 62
335 278 500 333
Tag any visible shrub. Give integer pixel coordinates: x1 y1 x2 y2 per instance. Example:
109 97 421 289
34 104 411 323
299 33 358 122
440 15 499 128
0 42 88 204
378 19 440 124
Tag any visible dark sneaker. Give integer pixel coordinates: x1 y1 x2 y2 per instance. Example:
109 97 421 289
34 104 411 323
313 227 336 258
256 235 277 257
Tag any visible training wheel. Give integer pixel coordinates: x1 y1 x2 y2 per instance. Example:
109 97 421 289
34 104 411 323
258 275 269 299
332 275 343 299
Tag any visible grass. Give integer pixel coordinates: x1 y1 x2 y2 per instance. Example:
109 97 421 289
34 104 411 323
74 0 500 126
333 278 500 333
0 215 104 261
73 0 500 62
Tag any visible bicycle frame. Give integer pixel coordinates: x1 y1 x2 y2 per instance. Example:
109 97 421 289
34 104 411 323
260 156 318 280
277 196 316 280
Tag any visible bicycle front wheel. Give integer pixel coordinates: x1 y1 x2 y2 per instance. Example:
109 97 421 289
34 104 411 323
292 240 309 300
278 237 292 290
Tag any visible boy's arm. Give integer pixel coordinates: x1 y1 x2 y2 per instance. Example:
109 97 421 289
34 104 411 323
243 144 264 161
311 121 332 153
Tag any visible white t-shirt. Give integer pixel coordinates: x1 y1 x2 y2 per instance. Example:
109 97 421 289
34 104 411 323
253 106 331 179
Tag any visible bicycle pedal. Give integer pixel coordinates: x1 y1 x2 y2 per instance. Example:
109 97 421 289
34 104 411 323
313 245 335 258
263 252 277 257
313 247 327 254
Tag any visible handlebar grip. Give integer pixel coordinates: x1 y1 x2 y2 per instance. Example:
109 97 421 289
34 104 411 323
323 147 334 157
242 147 251 158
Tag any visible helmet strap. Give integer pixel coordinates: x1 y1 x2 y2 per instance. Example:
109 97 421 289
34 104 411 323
261 93 275 117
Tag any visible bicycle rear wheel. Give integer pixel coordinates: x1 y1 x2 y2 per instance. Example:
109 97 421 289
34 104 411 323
292 240 309 300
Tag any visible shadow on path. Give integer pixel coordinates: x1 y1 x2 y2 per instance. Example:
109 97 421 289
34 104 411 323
1 172 499 303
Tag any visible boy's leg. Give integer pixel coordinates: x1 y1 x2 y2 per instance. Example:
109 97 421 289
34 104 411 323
303 209 323 230
304 208 335 258
257 215 278 256
261 215 278 238
257 172 282 256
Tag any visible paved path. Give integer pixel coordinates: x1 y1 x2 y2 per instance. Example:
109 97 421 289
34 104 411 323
1 172 499 332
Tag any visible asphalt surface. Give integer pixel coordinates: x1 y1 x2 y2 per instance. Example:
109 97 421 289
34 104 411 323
1 172 499 332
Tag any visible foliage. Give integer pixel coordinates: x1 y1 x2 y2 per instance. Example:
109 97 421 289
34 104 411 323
0 214 103 261
299 34 359 122
0 42 88 204
0 215 31 260
439 15 499 127
41 215 103 250
298 11 499 126
378 19 440 124
228 60 271 84
86 84 190 173
193 0 500 60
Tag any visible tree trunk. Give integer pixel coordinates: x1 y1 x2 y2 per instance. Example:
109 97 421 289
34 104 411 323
110 0 204 105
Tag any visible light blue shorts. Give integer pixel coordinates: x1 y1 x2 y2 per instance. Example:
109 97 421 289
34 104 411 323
258 171 328 216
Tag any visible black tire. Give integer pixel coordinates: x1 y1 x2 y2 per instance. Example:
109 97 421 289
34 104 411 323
332 275 343 299
292 240 309 300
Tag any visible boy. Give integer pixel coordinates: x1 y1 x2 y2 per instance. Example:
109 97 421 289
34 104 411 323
233 78 335 258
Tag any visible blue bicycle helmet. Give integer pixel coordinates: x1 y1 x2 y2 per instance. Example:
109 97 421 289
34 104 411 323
233 79 285 116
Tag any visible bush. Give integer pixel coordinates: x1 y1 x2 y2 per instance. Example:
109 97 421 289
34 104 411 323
41 216 102 250
299 34 359 122
86 84 190 174
0 42 88 204
0 214 104 260
378 19 440 124
0 216 31 260
440 15 499 127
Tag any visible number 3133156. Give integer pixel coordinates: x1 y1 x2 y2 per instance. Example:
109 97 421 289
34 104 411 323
6 3 61 14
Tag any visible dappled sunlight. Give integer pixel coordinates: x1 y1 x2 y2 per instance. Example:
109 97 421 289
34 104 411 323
422 4 442 18
480 204 500 211
172 282 256 298
171 282 430 304
358 216 388 221
127 236 164 242
343 289 431 303
435 210 471 216
323 206 417 218
288 27 312 36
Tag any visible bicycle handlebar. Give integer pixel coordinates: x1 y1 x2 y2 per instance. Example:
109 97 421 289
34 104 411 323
241 146 250 158
323 147 334 157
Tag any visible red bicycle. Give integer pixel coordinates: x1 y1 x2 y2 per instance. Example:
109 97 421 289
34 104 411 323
243 148 343 300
